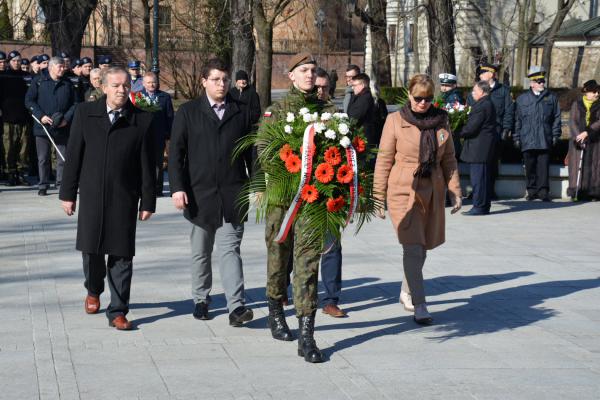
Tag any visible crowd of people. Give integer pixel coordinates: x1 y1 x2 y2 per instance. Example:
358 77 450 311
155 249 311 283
1 48 599 364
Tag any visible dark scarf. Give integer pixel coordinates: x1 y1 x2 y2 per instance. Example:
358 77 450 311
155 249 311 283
399 104 448 178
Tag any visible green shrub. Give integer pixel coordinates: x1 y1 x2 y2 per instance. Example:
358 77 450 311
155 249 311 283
379 86 408 106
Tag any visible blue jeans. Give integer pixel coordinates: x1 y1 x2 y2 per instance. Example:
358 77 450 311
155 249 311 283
320 236 342 306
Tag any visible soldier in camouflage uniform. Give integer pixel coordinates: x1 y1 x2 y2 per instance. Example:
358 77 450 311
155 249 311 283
85 68 104 102
259 53 337 363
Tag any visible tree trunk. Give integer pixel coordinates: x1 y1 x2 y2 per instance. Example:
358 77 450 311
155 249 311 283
541 0 577 85
253 0 273 108
356 0 392 88
40 0 98 57
141 0 152 68
231 0 255 81
426 0 456 90
412 0 420 75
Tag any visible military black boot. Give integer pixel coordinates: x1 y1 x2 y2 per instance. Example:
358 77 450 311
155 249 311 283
297 312 324 363
267 298 293 341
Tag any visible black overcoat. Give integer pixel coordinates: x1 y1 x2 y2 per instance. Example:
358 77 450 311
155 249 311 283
59 97 157 257
348 88 381 148
168 93 253 228
0 69 29 124
514 89 561 151
459 95 497 163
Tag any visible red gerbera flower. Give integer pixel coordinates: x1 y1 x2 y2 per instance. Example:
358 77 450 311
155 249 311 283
358 184 365 195
324 146 342 166
326 195 345 212
301 184 319 203
285 154 301 173
314 163 334 184
336 164 354 184
352 136 366 153
279 144 293 161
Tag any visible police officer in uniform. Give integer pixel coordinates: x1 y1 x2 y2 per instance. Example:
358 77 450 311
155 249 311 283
79 57 93 94
128 60 144 92
37 54 50 73
513 67 561 201
98 55 112 71
439 73 464 105
65 58 85 102
259 52 337 363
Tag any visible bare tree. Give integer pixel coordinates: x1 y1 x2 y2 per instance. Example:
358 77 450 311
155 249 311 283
425 0 456 89
39 0 98 56
514 0 537 87
230 0 255 81
355 0 392 88
541 0 577 84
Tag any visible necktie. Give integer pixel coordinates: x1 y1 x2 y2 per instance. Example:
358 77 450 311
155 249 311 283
111 110 120 124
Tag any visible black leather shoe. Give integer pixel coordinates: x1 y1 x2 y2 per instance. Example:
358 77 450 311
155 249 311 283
229 306 253 327
461 208 488 216
192 302 209 320
297 312 324 363
38 189 48 196
525 193 537 201
267 298 293 341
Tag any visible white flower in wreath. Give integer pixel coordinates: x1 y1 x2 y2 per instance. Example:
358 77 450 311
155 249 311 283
284 125 293 134
334 112 349 120
286 112 295 123
299 107 310 115
314 122 326 133
340 136 351 148
448 108 455 114
338 123 350 136
321 112 332 121
303 113 313 123
325 129 336 140
311 112 319 122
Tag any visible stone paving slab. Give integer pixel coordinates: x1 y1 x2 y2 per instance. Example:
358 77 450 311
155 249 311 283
1 185 599 400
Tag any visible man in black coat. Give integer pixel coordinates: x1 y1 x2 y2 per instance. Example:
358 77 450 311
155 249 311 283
169 58 254 327
513 67 561 201
59 67 157 331
459 81 498 216
25 56 78 196
228 70 261 126
348 73 381 164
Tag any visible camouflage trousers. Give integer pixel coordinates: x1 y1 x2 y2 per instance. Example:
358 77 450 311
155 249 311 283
265 205 322 317
3 123 27 173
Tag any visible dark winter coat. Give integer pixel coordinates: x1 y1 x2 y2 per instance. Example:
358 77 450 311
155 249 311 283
468 81 514 136
442 87 464 106
458 95 497 163
168 93 254 228
24 72 78 142
567 98 600 198
228 85 261 125
514 89 561 152
348 88 382 148
64 71 85 102
140 89 174 144
0 69 29 124
59 97 157 257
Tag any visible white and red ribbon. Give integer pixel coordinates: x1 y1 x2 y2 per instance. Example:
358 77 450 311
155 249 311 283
274 124 316 243
345 145 359 225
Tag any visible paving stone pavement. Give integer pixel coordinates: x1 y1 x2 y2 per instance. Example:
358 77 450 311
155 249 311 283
1 185 599 400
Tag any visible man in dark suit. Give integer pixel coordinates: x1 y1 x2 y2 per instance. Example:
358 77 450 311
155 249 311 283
459 80 497 216
169 58 254 327
228 70 261 125
59 66 157 330
348 73 380 167
140 71 174 196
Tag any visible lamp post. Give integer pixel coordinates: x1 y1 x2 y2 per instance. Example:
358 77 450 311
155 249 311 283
152 0 160 76
345 0 356 65
314 9 326 65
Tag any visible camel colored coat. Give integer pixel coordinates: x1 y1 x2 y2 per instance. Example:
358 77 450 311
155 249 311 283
373 111 461 250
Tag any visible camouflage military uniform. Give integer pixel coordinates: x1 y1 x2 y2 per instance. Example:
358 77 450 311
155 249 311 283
85 88 103 102
261 85 337 317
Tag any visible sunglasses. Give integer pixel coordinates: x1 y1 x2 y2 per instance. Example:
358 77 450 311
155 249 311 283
534 79 546 84
413 96 434 103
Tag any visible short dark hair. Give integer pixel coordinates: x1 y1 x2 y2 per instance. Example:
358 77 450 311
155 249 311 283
201 58 229 79
352 73 370 86
346 64 360 74
475 80 491 95
315 67 330 80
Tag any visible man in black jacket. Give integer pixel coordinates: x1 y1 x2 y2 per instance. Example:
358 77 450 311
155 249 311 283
513 67 561 201
228 70 261 125
25 56 78 196
169 58 255 327
459 81 497 215
348 73 380 156
59 66 156 331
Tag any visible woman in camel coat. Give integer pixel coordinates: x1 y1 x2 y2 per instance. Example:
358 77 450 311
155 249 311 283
374 74 462 324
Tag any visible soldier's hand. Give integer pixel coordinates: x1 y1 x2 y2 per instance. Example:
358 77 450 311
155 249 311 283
513 140 521 150
61 200 76 216
172 191 188 210
139 211 153 221
41 115 53 125
501 129 511 141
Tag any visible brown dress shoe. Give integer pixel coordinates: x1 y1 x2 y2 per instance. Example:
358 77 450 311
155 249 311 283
109 315 132 330
85 295 100 314
322 304 347 318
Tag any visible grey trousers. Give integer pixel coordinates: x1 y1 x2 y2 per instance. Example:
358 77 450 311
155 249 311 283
190 222 245 312
401 244 427 306
36 136 65 189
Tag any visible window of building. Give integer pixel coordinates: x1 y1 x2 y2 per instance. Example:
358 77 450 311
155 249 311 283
389 24 397 52
407 23 415 53
158 5 171 29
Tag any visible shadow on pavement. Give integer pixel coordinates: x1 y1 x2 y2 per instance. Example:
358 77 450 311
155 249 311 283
489 200 581 215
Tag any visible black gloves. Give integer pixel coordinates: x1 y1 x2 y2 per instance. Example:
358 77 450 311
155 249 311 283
552 137 559 147
513 140 521 150
501 129 511 141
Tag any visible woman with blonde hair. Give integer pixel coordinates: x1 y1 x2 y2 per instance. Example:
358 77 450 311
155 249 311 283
373 74 462 324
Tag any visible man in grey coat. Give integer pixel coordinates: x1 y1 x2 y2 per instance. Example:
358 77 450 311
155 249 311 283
513 67 561 201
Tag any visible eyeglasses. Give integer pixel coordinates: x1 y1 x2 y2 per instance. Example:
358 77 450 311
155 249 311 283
413 96 433 103
207 77 230 85
315 85 329 90
534 79 546 84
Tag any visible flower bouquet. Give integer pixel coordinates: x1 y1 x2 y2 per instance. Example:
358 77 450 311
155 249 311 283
129 91 162 113
235 107 382 247
433 96 470 133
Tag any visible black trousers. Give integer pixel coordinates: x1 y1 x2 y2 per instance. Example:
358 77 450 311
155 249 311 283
523 149 550 197
83 253 133 320
156 140 165 195
469 162 492 213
